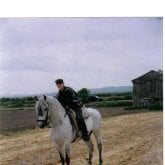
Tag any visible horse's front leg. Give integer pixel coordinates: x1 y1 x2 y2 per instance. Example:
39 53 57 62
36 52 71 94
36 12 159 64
86 140 94 165
57 145 66 165
65 143 71 165
58 151 65 165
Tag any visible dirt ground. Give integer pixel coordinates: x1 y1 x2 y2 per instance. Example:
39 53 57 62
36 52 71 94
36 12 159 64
0 111 163 165
0 107 146 131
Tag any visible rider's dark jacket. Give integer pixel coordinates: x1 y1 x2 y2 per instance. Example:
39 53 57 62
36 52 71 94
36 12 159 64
56 86 80 109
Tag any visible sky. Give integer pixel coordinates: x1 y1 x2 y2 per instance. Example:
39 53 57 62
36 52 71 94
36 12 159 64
0 17 163 96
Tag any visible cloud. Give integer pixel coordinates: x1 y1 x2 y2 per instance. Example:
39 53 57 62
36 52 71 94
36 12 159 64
0 17 163 96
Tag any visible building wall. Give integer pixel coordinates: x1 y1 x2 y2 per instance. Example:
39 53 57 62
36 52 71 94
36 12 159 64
133 78 163 106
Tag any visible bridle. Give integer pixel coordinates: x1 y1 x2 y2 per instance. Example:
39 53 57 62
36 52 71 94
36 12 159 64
36 105 67 128
37 107 49 127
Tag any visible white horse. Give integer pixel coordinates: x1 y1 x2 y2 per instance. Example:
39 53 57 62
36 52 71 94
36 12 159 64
35 95 103 165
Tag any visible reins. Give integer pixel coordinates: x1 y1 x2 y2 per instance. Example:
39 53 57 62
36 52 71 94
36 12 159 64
36 98 68 128
51 112 67 128
37 107 67 128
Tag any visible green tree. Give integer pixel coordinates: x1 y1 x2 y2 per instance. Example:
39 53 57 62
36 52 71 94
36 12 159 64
78 88 90 103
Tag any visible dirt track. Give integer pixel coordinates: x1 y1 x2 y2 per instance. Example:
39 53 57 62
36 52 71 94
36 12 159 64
0 111 163 165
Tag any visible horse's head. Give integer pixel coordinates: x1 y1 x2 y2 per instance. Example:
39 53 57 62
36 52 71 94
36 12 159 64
35 95 50 129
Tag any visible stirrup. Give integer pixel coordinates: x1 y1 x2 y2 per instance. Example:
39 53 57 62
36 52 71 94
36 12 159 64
82 132 90 141
82 134 90 141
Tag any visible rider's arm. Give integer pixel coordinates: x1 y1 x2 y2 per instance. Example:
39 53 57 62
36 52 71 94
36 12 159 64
65 88 74 104
65 87 82 108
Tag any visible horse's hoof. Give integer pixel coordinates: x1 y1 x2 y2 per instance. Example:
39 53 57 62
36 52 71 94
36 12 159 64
85 158 92 165
88 161 92 165
99 160 103 165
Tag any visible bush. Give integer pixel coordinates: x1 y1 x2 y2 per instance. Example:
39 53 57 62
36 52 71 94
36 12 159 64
124 102 163 111
103 96 124 101
78 88 90 103
124 95 133 100
0 96 36 109
96 101 133 107
96 92 132 97
102 94 132 101
124 106 145 110
0 97 11 102
25 97 35 101
149 103 163 110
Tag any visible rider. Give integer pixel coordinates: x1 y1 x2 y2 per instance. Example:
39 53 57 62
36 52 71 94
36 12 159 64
55 79 89 141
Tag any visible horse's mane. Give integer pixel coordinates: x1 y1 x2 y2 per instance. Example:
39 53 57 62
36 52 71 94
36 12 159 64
47 96 66 121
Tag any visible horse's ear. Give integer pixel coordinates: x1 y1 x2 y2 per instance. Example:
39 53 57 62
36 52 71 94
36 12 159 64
43 95 47 101
34 96 39 100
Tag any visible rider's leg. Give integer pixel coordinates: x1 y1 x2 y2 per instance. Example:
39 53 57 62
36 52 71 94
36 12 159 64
74 108 89 141
67 110 79 136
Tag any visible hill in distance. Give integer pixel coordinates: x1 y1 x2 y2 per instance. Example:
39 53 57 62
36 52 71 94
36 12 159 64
90 86 132 94
44 86 133 96
0 86 132 98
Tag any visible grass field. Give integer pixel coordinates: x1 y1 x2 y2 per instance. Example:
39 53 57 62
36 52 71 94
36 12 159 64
0 111 162 165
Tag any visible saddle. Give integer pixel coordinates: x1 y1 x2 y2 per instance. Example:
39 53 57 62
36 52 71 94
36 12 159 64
67 107 89 137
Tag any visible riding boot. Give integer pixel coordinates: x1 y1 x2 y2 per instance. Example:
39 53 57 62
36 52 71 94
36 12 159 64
79 118 90 141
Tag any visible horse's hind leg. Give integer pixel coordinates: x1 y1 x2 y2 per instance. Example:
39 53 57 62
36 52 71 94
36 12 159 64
86 140 94 165
93 130 103 165
98 143 103 165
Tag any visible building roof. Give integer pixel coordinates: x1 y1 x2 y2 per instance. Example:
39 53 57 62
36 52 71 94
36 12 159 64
132 70 163 83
